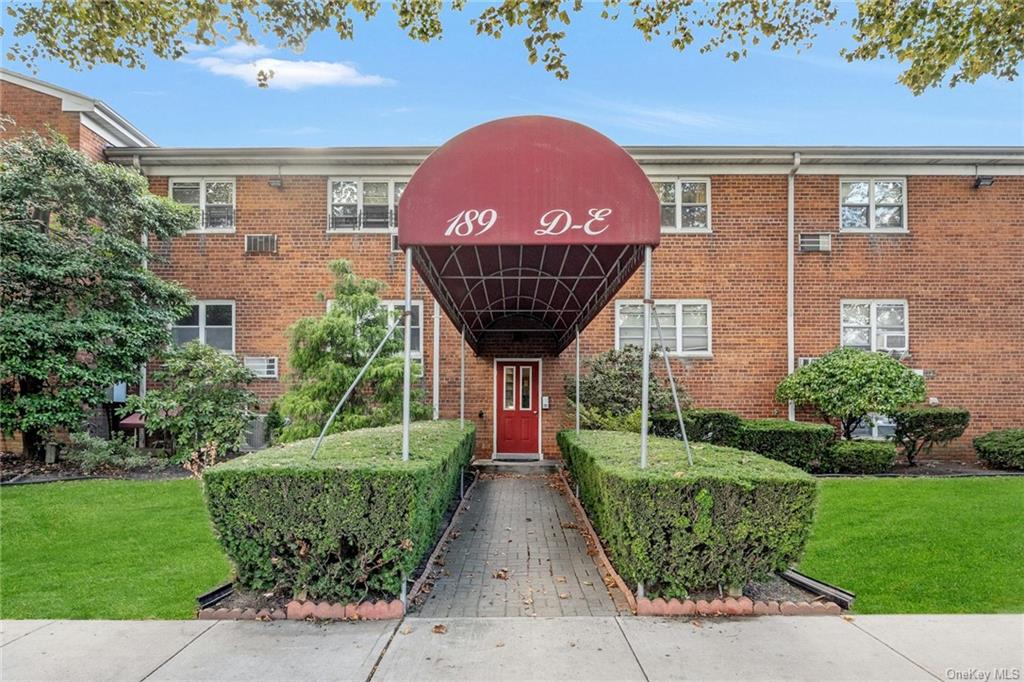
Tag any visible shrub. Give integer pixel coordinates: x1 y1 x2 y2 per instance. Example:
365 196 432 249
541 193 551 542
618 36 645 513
891 407 970 466
558 430 817 598
124 341 257 470
565 346 678 428
651 409 742 446
735 419 836 471
64 432 161 473
819 440 896 474
974 429 1024 470
775 347 926 439
203 420 475 602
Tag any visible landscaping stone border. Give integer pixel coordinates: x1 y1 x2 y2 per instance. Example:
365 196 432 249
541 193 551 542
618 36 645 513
197 599 404 621
636 596 841 617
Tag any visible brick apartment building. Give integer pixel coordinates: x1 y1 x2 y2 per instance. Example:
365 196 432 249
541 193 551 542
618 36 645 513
2 68 1022 460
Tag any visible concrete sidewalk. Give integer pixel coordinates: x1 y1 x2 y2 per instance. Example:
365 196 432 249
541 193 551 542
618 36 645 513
2 615 1021 681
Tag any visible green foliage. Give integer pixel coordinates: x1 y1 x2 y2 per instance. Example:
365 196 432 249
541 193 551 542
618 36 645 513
6 2 1016 94
558 429 817 598
124 342 257 467
819 440 896 475
973 429 1024 470
203 420 475 602
0 133 192 454
652 408 743 446
891 406 970 466
775 348 926 440
276 260 429 443
63 431 162 473
566 346 678 428
735 419 836 471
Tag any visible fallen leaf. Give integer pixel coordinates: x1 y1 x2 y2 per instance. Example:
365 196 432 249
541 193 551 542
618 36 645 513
493 568 510 580
560 522 578 529
582 580 593 586
495 640 505 648
555 576 567 583
432 624 448 634
400 625 414 635
558 592 570 599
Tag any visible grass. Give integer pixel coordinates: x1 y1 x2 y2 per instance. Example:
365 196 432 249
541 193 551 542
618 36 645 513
798 477 1024 614
1 478 231 620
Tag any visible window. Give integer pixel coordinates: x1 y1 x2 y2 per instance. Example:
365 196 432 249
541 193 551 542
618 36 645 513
651 178 710 233
841 300 908 353
840 178 906 231
615 300 712 356
853 414 896 440
172 301 235 352
503 366 515 409
520 365 532 410
328 179 408 231
330 299 423 357
169 178 235 231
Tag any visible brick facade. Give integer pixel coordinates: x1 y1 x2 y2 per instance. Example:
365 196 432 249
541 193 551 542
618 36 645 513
0 80 106 161
2 74 1021 461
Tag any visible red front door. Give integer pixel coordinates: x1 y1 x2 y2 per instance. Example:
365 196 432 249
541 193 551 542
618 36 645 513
495 360 540 455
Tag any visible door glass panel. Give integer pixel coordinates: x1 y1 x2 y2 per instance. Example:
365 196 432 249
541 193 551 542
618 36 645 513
520 366 532 410
503 366 515 410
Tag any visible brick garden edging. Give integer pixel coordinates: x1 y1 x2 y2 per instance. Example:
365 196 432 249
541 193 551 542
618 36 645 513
636 596 841 617
198 599 404 621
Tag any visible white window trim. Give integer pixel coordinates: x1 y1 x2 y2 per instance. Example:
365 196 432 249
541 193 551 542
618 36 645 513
853 413 896 441
327 177 409 233
327 298 424 358
172 300 236 354
839 299 909 354
650 176 712 234
614 299 713 357
839 177 908 233
168 177 236 234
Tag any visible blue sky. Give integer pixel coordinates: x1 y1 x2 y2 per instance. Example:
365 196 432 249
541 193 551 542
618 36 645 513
4 5 1022 147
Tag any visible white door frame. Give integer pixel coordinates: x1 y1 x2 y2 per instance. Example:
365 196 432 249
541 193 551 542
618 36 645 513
491 357 543 460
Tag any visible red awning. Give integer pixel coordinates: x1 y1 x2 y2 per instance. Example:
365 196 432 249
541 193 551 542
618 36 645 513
398 116 659 353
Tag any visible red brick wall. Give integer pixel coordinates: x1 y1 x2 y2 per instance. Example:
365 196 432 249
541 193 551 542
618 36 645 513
0 80 97 156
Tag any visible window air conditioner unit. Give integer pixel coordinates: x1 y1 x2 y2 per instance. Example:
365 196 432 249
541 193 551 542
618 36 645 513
799 233 832 252
245 234 278 254
798 357 819 368
243 356 279 378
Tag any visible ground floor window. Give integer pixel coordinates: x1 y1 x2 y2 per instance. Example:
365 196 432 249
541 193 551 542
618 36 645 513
171 301 235 352
853 414 896 440
841 299 908 353
615 299 711 356
379 300 423 358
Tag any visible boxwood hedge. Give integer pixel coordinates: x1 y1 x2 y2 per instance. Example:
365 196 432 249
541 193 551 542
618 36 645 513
558 429 817 598
651 409 743 446
203 420 475 602
819 439 896 474
974 428 1024 470
735 419 836 471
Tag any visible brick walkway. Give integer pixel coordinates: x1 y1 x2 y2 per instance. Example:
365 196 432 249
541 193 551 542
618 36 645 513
413 474 627 618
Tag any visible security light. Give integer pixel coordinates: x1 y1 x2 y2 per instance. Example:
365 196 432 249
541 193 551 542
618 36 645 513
974 176 995 188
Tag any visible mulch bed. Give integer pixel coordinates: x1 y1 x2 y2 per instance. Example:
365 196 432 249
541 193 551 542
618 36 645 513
0 451 191 485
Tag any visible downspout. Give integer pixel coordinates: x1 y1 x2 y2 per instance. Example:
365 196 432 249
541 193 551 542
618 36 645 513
135 154 148 445
787 152 800 421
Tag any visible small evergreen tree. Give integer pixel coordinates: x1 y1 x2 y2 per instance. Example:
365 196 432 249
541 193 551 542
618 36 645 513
276 260 429 442
0 131 193 456
776 347 926 440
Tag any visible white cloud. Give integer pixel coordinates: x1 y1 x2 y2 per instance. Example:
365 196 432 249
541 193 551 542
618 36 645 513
190 46 394 90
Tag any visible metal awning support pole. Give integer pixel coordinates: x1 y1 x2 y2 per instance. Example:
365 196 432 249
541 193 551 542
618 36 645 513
575 327 581 434
432 300 440 420
640 246 652 469
402 246 413 462
654 312 693 466
460 327 465 429
311 314 404 461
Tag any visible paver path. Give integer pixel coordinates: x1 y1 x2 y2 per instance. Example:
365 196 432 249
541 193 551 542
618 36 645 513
413 474 626 618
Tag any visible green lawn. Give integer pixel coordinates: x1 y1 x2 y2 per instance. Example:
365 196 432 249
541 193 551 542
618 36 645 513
798 477 1024 614
1 479 231 619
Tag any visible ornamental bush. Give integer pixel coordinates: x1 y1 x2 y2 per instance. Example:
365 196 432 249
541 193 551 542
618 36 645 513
651 409 743 446
891 407 970 466
973 429 1024 470
565 346 677 427
819 440 896 474
735 419 836 471
203 420 475 602
558 430 817 598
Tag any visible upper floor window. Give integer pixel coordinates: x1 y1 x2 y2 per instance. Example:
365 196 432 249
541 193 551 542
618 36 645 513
172 301 235 352
840 178 906 232
329 178 407 232
615 299 712 356
841 299 907 353
169 178 235 232
651 178 711 233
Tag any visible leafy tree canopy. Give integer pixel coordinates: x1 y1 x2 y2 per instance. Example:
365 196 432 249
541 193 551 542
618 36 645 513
3 1 1020 94
0 130 193 454
775 347 926 439
276 259 429 443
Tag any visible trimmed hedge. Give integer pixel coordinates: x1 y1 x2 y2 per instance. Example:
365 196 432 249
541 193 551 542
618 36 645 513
651 409 743 446
558 430 817 598
974 429 1024 470
891 407 970 466
203 420 475 602
819 439 896 474
735 419 836 471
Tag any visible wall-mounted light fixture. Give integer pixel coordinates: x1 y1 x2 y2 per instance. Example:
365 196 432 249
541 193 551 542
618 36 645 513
974 175 995 188
267 165 285 189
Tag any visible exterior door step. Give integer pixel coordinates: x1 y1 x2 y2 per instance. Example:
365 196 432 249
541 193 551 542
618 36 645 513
471 458 562 475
